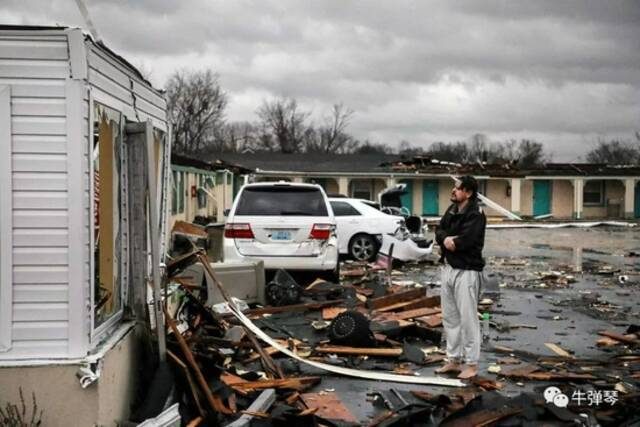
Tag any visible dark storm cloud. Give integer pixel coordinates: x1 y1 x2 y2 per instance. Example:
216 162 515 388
2 0 639 160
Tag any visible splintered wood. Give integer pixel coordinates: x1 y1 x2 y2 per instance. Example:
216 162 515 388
300 392 358 424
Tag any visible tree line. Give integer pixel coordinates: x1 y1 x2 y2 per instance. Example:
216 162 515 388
166 69 640 165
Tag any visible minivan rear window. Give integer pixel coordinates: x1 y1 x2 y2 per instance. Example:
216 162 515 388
235 186 329 216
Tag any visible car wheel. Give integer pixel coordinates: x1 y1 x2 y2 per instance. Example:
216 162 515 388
349 234 378 261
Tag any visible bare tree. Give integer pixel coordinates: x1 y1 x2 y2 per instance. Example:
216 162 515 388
354 140 393 154
309 103 355 153
424 141 470 162
515 139 549 166
166 69 228 154
586 139 640 164
398 140 425 156
256 98 311 153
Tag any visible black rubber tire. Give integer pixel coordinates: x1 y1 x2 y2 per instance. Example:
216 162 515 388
348 233 378 262
329 311 375 347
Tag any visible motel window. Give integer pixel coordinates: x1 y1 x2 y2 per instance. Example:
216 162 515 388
351 180 372 200
584 180 605 206
92 102 124 329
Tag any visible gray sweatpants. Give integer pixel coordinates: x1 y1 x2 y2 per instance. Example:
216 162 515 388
440 265 481 364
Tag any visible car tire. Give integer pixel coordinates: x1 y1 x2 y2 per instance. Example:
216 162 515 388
349 233 378 262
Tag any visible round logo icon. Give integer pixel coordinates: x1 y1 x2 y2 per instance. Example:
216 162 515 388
553 393 569 408
544 386 562 403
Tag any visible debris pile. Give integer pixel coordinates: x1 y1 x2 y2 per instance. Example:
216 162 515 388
134 238 640 426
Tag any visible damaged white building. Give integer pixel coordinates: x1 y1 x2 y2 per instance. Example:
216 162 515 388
0 25 171 426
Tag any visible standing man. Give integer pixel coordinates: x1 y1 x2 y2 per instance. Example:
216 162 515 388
435 176 486 379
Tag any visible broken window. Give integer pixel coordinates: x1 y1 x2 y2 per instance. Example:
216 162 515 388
584 180 605 206
92 102 124 329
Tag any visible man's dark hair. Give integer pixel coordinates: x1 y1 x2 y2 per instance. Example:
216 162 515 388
457 175 478 198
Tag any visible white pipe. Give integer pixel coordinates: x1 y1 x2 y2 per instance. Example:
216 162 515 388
451 175 522 221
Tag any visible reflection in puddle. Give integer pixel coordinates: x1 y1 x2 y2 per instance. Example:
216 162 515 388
573 246 583 273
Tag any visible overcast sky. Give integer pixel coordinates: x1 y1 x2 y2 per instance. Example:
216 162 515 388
3 1 639 160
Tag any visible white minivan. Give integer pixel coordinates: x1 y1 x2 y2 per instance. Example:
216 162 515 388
223 182 339 280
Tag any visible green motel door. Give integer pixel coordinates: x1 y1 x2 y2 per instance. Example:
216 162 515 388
399 180 413 215
533 180 551 216
422 180 439 215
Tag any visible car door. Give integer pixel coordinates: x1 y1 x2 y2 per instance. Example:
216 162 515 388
330 200 363 254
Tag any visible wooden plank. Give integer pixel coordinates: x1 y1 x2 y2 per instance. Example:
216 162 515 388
300 392 358 424
223 300 345 317
226 389 276 427
383 307 441 321
168 316 233 415
243 339 301 363
315 345 403 357
322 307 346 320
368 288 426 310
598 331 640 345
374 295 440 312
222 376 321 392
544 343 574 358
415 313 443 327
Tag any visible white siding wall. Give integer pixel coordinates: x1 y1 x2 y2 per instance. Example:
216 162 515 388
0 31 72 359
0 28 168 362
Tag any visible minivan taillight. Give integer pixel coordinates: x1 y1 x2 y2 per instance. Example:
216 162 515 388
224 223 254 239
309 223 333 240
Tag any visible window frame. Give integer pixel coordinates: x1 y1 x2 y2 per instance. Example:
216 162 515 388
583 180 605 206
90 101 127 341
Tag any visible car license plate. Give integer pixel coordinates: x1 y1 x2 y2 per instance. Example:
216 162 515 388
271 230 292 241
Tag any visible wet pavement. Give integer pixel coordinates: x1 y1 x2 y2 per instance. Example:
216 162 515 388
297 225 640 424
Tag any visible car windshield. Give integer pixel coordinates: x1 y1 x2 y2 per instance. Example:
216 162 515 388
235 186 329 216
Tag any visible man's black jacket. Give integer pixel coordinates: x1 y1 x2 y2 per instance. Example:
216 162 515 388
435 198 486 271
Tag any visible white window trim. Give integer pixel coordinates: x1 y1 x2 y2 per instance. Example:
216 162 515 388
0 85 13 352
